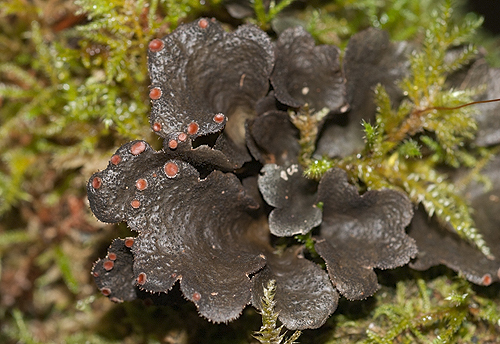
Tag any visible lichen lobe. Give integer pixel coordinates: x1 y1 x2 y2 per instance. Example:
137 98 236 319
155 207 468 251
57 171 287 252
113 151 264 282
315 168 417 299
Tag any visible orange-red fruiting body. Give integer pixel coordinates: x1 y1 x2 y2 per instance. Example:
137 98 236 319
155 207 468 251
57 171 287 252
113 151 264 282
125 238 134 248
164 162 179 178
136 178 148 191
111 154 121 165
153 122 162 132
137 272 147 285
483 274 492 286
187 122 199 135
149 39 164 52
168 139 178 150
198 18 208 29
213 113 225 123
92 177 102 189
131 141 146 155
131 199 141 208
149 87 162 100
103 260 114 271
178 132 188 142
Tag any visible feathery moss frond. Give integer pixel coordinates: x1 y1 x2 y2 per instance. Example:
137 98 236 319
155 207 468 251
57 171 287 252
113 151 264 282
254 280 301 344
305 0 439 47
289 107 330 168
304 157 335 181
362 277 497 344
253 0 296 29
397 139 422 159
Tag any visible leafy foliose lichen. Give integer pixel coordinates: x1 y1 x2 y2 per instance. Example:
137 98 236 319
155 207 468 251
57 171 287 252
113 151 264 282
85 16 431 331
84 3 500 338
81 2 500 340
0 0 223 215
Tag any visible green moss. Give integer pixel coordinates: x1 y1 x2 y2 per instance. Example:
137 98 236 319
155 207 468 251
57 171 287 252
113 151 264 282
361 275 500 343
254 280 302 344
305 0 440 46
253 0 297 29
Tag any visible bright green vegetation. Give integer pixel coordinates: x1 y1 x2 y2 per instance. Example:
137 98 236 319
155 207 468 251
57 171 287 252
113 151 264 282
253 0 297 30
326 271 500 344
362 277 500 344
305 0 438 46
1 0 499 343
254 280 302 344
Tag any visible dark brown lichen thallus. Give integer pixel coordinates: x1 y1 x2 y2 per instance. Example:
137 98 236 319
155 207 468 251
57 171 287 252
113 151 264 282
92 238 138 302
314 168 417 301
314 28 411 160
146 17 273 149
257 163 322 237
87 140 154 224
88 137 210 229
250 247 339 330
247 111 301 166
271 26 346 112
87 140 174 223
408 206 500 287
125 165 267 323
